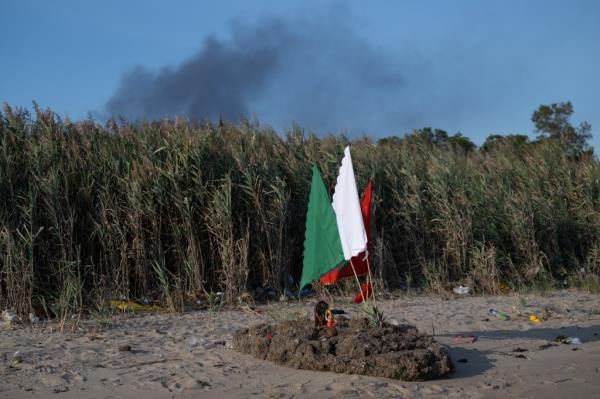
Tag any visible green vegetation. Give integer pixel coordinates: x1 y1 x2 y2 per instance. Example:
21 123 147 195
363 305 386 328
0 102 598 316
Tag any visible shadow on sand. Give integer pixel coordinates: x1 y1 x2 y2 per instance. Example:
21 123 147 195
439 324 600 379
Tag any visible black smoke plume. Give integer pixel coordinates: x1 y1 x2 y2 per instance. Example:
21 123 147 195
106 12 414 135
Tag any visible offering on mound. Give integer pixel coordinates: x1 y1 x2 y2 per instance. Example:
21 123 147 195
233 316 454 381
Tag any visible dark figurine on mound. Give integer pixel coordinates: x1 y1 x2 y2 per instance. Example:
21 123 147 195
314 301 329 327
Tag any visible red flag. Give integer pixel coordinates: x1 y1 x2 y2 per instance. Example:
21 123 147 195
320 179 372 285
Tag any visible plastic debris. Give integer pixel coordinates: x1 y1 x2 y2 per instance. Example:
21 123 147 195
2 310 18 323
453 285 470 295
566 337 583 345
11 351 22 367
555 335 583 345
28 313 39 324
453 334 477 344
529 314 543 323
139 297 151 305
109 300 161 312
488 308 509 320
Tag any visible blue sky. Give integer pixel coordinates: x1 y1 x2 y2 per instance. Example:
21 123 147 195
1 0 599 147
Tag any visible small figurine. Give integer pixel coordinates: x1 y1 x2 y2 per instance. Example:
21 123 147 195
314 301 329 327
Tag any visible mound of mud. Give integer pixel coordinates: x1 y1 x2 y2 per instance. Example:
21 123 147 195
233 318 454 381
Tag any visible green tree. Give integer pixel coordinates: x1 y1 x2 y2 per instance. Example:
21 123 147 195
482 134 529 153
406 127 475 154
447 132 476 154
531 101 592 156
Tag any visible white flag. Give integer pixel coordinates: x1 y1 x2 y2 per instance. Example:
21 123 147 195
332 146 368 260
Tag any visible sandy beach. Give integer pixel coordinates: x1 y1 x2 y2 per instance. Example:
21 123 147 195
1 290 599 399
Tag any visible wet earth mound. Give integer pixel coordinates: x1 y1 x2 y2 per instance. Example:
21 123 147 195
233 318 454 381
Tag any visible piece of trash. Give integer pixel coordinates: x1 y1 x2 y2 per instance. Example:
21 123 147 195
11 351 22 365
453 285 470 295
529 314 542 323
139 297 151 305
331 308 346 315
555 335 583 345
109 300 161 312
2 310 18 323
488 308 509 320
225 341 233 349
28 312 39 324
453 334 477 344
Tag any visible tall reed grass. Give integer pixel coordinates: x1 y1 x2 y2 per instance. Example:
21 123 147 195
1 103 600 315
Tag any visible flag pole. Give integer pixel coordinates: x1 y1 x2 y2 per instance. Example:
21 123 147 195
365 256 377 308
348 258 368 306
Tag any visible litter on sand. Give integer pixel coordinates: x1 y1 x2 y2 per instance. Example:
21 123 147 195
555 335 583 345
2 310 18 323
453 334 478 344
453 285 470 295
529 314 543 323
110 300 162 312
488 308 509 320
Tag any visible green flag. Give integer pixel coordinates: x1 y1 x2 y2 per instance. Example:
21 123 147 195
300 164 345 290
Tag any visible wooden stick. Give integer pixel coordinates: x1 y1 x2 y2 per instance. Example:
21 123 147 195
365 255 377 308
348 258 367 306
